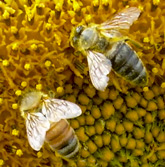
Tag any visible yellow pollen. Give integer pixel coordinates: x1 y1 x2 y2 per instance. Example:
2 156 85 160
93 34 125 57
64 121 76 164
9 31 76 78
143 37 150 43
27 10 33 22
7 7 16 14
37 152 42 158
38 3 45 8
45 60 52 68
21 81 27 87
11 26 18 34
152 67 158 74
12 103 18 110
12 43 18 51
12 129 19 136
85 15 92 23
54 34 61 46
102 0 109 6
24 63 31 70
36 84 42 90
15 90 22 96
93 0 99 6
73 1 80 12
31 44 38 51
57 86 64 94
2 10 10 19
143 87 149 92
161 82 165 88
0 159 4 165
55 3 62 11
45 23 52 30
138 5 143 11
0 98 3 105
2 60 9 66
16 149 23 157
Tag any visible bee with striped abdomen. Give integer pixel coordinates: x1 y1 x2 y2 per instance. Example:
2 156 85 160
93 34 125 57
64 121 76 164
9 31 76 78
70 7 148 91
20 91 82 158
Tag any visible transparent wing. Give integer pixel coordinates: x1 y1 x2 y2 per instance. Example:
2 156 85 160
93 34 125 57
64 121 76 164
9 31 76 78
26 112 50 151
98 7 141 32
42 99 82 122
87 51 112 91
100 29 123 39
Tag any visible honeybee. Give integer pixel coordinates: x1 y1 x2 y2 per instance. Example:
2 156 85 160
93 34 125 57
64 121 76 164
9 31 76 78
70 7 147 91
20 91 82 158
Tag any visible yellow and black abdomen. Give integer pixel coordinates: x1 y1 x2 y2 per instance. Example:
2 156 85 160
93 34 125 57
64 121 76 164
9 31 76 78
106 42 147 85
45 119 79 158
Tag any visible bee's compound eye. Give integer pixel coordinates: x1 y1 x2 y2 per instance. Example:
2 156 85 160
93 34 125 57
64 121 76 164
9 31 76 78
72 36 79 46
76 26 83 34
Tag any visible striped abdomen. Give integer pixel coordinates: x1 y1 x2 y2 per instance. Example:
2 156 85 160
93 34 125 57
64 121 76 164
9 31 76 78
106 42 147 85
45 119 79 158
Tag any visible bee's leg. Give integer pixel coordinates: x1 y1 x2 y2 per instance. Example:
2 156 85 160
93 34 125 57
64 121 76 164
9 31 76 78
109 36 127 44
124 37 143 49
109 36 134 46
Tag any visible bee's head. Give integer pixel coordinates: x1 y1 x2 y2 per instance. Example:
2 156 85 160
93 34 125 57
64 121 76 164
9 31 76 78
20 91 46 117
70 25 85 48
75 25 84 35
70 25 98 50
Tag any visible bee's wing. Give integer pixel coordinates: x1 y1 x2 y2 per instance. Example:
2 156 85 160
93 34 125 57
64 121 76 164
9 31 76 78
26 112 50 151
98 7 141 33
42 99 82 122
87 51 112 91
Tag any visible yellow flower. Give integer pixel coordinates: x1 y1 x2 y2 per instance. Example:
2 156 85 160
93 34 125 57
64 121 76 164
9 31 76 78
0 0 165 166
